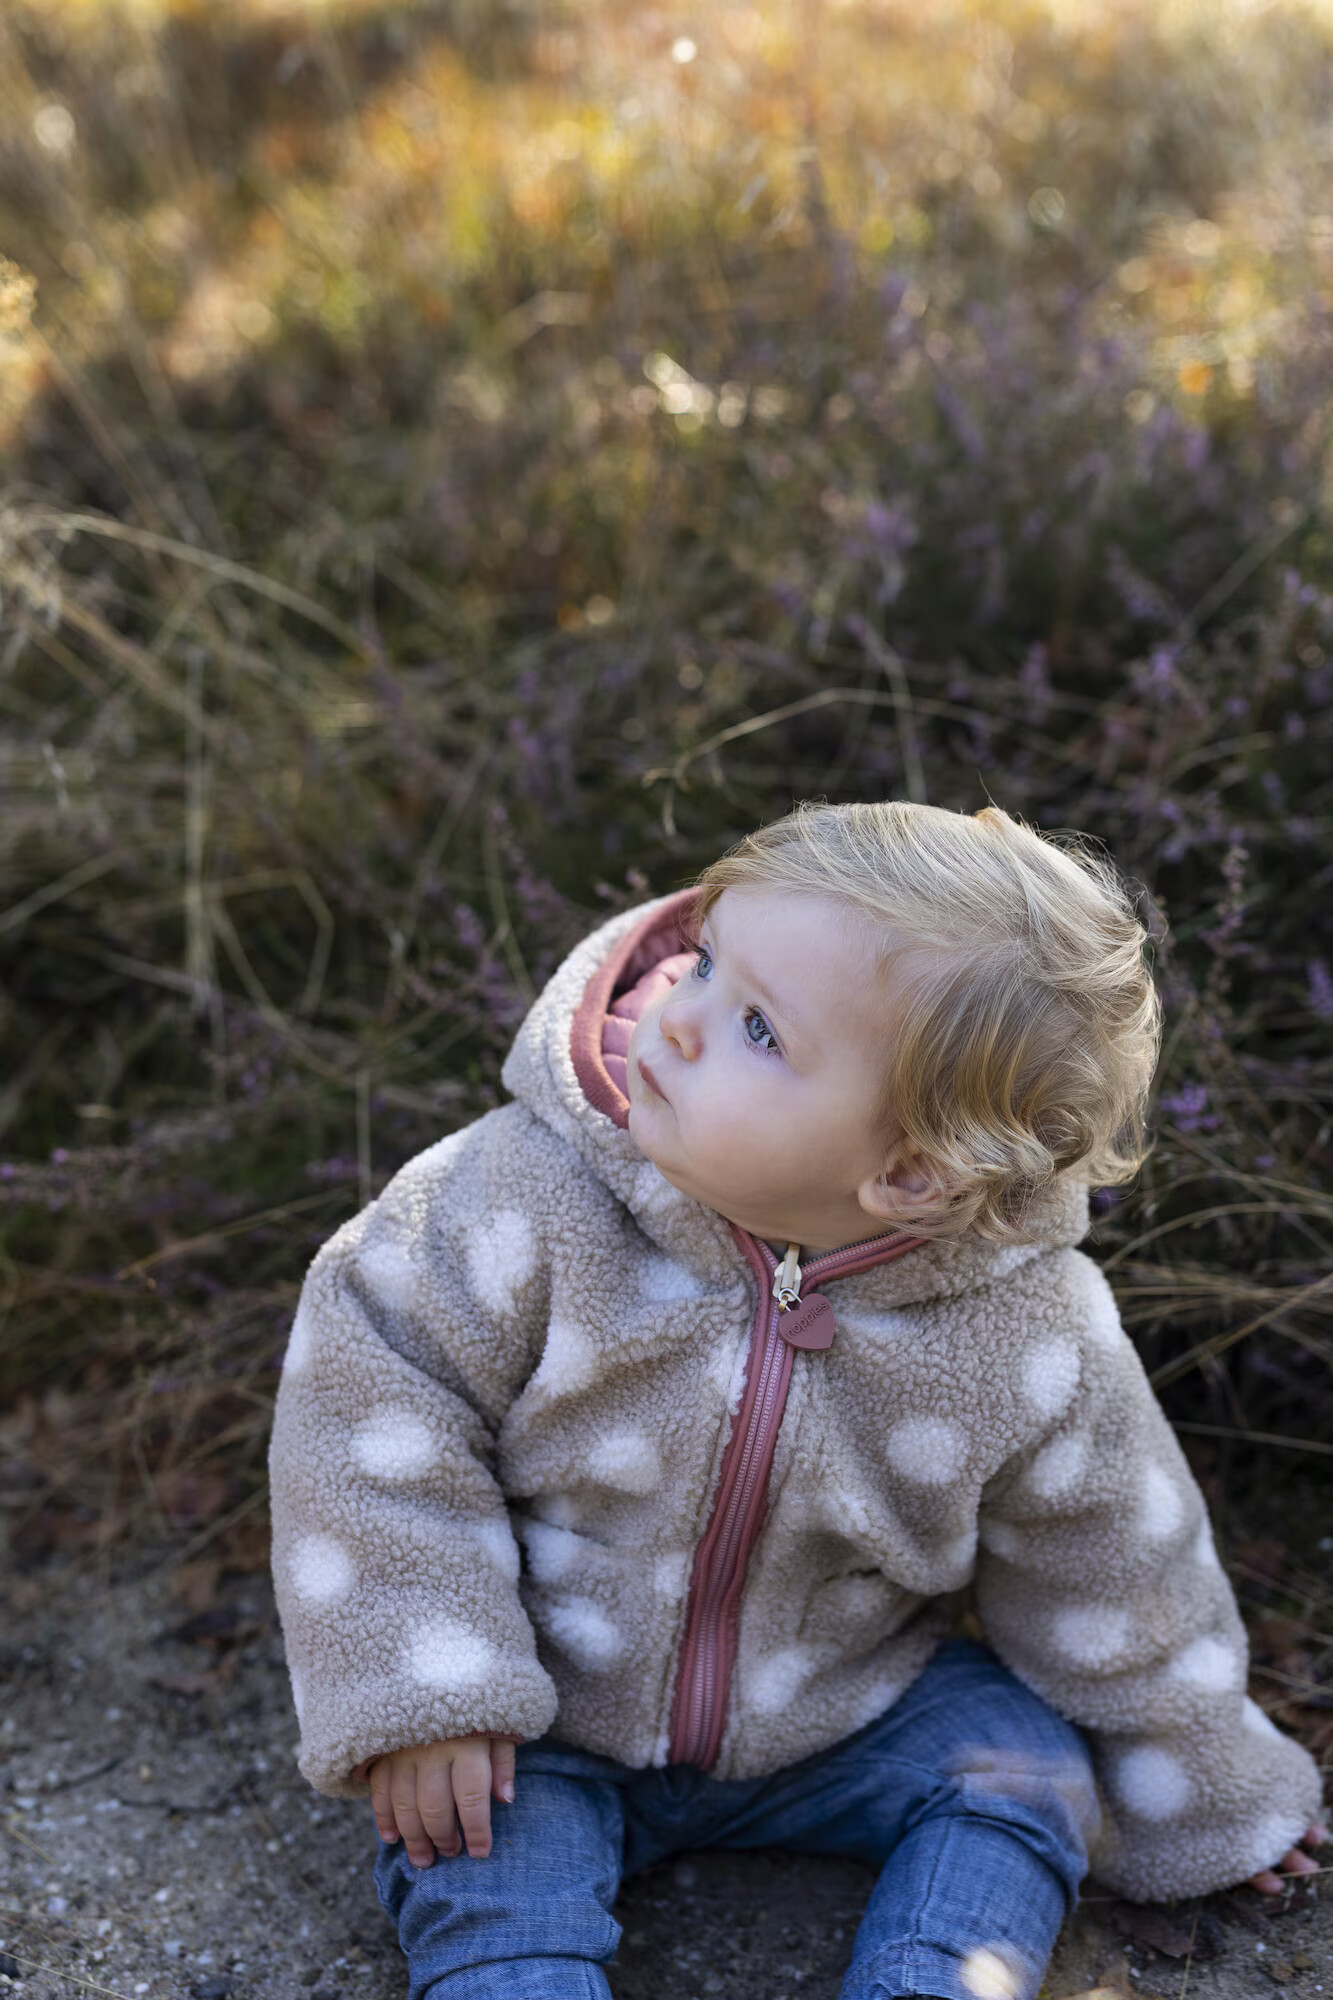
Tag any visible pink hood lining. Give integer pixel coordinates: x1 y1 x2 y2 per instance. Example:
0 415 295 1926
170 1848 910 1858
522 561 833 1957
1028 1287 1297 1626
569 888 699 1129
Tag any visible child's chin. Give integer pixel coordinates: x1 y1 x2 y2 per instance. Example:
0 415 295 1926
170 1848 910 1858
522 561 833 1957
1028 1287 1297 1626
625 1100 655 1148
626 1104 678 1172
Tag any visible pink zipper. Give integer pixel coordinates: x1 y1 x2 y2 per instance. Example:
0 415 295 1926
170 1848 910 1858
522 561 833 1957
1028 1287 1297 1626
667 1225 925 1769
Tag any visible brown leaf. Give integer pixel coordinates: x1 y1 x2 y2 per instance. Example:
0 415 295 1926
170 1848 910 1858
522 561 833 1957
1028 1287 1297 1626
1110 1902 1221 1960
154 1467 236 1527
170 1560 221 1613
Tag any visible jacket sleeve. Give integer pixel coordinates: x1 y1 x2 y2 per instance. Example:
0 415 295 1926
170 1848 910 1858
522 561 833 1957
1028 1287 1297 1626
975 1251 1323 1903
269 1107 560 1798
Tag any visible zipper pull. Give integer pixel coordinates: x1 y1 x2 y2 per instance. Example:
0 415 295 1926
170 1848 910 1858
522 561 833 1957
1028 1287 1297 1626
773 1242 802 1311
772 1242 835 1350
778 1292 835 1351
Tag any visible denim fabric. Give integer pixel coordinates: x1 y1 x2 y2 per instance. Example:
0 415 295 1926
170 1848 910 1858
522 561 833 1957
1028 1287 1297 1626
373 1640 1095 2000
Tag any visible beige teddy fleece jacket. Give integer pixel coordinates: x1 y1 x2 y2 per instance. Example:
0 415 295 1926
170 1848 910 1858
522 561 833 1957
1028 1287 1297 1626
270 893 1321 1904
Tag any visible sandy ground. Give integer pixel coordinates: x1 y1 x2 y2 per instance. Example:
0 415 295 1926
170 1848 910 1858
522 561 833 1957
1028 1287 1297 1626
1 1561 1328 2000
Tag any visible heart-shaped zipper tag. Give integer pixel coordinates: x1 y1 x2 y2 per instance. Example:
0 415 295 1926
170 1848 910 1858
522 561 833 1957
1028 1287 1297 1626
777 1292 835 1351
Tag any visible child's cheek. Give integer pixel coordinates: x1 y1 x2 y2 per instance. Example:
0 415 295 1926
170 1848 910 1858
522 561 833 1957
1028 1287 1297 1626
626 1002 659 1063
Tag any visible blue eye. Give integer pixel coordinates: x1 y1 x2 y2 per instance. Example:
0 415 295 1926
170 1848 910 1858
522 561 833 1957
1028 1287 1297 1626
690 944 713 980
744 1008 779 1055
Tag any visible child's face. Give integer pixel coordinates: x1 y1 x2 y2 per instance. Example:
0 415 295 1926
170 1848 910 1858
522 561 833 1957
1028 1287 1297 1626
627 887 914 1251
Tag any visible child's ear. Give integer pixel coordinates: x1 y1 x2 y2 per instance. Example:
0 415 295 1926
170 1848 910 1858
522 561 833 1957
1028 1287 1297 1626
856 1146 947 1223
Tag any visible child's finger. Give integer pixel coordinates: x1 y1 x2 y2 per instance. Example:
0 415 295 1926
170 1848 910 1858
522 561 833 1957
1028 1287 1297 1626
1251 1844 1320 1893
416 1757 465 1862
369 1760 400 1846
449 1741 496 1858
390 1767 440 1869
491 1738 516 1806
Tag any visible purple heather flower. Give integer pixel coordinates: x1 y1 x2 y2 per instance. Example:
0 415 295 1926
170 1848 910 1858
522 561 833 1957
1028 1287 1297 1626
1308 959 1333 1022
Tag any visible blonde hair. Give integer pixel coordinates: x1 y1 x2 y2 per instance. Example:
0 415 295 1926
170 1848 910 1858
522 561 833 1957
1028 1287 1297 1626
694 801 1161 1243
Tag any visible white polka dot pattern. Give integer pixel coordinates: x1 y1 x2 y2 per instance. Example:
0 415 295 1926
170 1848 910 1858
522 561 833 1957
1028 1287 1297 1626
979 1518 1024 1563
637 1254 707 1303
1242 1696 1282 1742
1116 1745 1191 1820
544 1597 623 1669
1193 1516 1224 1572
961 1947 1019 2000
471 1517 521 1581
1077 1267 1127 1350
1137 1463 1184 1542
653 1549 690 1597
587 1430 661 1494
886 1415 965 1484
407 1620 496 1690
356 1239 417 1316
521 1519 583 1585
1053 1603 1130 1670
837 1308 904 1344
943 1527 978 1581
291 1534 355 1605
1019 1339 1080 1418
1026 1430 1088 1500
749 1645 814 1716
463 1208 536 1317
284 1298 313 1375
1167 1634 1240 1693
529 1314 599 1396
351 1409 436 1481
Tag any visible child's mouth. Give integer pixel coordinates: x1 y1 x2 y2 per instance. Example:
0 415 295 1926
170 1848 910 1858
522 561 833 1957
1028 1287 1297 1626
637 1056 669 1104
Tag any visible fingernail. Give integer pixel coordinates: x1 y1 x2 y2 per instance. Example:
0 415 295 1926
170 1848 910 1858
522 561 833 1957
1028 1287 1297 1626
500 1783 514 1803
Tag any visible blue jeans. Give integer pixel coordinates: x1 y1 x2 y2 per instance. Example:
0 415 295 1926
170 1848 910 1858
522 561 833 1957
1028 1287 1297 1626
374 1640 1096 2000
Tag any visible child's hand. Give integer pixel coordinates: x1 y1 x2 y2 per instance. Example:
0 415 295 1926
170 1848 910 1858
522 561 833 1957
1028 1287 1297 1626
1247 1822 1328 1895
365 1735 517 1866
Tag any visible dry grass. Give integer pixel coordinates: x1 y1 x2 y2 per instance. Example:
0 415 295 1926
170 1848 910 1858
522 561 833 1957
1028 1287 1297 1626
0 1 1330 1735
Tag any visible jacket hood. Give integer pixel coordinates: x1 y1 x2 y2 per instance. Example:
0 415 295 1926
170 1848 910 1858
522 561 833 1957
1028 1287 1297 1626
501 893 1091 1304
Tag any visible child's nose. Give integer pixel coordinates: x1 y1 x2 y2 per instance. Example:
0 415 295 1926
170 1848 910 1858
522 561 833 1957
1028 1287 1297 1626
659 998 702 1059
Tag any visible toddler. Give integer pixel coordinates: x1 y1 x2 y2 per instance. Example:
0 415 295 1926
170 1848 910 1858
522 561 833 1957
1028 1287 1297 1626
271 801 1324 2000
